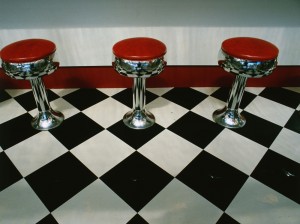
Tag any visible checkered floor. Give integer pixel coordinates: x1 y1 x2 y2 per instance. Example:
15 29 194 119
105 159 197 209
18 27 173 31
0 87 299 224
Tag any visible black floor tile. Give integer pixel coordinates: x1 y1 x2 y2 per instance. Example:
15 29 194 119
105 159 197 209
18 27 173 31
100 152 173 212
0 113 39 150
36 214 59 224
168 111 224 149
216 213 240 224
112 88 158 108
111 88 132 108
177 151 248 211
62 88 108 111
251 150 300 204
0 90 12 102
210 87 230 103
233 111 282 148
14 91 36 111
211 87 257 109
127 214 149 224
14 90 60 111
107 120 164 150
112 88 132 108
50 112 104 150
0 152 23 191
259 88 300 109
162 88 208 110
285 110 300 134
26 152 97 212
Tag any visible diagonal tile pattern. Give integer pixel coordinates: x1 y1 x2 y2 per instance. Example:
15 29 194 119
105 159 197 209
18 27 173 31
0 87 299 223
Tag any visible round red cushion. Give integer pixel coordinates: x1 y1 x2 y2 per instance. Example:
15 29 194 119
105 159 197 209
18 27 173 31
0 39 56 63
113 37 167 61
221 37 279 61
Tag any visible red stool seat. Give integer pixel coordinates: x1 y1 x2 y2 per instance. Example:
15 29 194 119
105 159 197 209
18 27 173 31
0 39 56 63
221 37 279 61
213 37 279 129
113 37 167 61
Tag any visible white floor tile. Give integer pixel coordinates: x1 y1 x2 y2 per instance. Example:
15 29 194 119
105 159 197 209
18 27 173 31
28 97 80 120
245 96 295 126
51 97 80 119
270 128 300 163
140 179 223 224
71 130 135 177
205 129 268 175
192 96 226 122
5 89 31 98
227 177 300 224
52 179 135 224
6 131 68 176
0 99 27 124
0 179 48 224
147 97 188 128
51 88 78 97
283 87 300 94
192 87 219 95
97 88 126 96
139 129 202 176
148 87 173 96
83 97 129 128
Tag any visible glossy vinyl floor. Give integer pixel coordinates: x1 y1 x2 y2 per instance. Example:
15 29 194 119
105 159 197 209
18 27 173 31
0 87 299 224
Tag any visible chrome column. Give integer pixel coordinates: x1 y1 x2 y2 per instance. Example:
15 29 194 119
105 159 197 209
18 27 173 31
123 77 155 129
30 77 64 130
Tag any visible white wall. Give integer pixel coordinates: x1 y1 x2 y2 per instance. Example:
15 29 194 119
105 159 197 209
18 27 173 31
0 0 299 66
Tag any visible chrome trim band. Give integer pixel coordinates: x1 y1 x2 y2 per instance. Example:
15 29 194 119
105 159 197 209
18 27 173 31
113 56 166 78
218 50 278 78
1 54 57 80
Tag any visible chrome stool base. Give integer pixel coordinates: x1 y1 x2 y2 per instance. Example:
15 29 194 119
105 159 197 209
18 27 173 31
31 109 64 131
30 77 64 131
123 109 155 129
213 107 245 128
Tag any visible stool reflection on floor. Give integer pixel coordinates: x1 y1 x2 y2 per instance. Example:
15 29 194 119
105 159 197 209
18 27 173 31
0 39 64 130
112 37 167 129
213 37 279 128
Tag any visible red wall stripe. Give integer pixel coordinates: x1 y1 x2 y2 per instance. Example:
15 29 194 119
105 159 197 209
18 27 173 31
0 66 299 89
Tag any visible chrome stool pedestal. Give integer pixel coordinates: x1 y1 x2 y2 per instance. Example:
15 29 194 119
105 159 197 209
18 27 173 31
123 77 155 129
0 39 64 130
213 37 279 128
113 37 167 129
213 75 247 128
29 77 64 130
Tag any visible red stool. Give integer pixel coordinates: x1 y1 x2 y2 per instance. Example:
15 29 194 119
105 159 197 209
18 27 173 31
0 39 64 130
213 37 279 128
113 37 167 129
